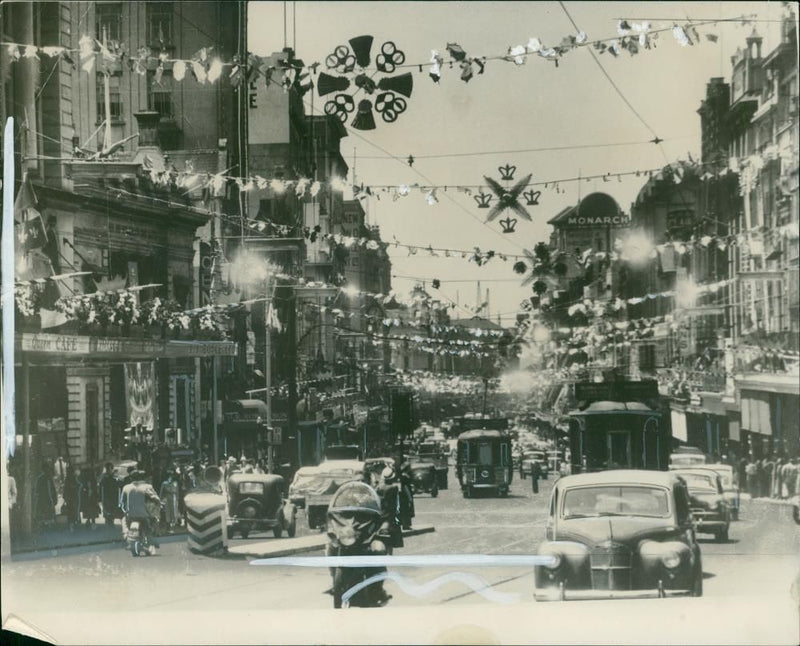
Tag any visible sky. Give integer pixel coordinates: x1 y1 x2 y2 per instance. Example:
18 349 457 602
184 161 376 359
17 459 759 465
247 1 786 324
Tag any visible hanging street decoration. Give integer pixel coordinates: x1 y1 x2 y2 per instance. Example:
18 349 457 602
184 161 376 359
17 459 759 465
318 35 413 130
481 163 535 227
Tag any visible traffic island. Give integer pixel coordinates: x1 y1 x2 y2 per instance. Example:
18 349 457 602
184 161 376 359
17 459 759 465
226 524 435 559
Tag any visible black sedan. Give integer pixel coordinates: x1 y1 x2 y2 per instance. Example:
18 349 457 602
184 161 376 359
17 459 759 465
534 470 703 600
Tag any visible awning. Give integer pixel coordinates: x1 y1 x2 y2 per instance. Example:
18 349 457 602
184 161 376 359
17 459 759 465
670 409 688 442
16 332 237 359
740 390 772 436
736 372 800 396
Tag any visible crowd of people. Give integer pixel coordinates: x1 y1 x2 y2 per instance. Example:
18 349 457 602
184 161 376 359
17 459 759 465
740 455 800 500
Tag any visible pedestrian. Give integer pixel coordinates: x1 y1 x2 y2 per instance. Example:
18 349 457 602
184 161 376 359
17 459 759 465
98 462 121 525
745 459 759 499
785 458 798 498
772 456 784 499
375 466 404 550
53 455 68 498
33 462 57 528
79 467 99 527
737 455 747 492
62 466 82 531
159 471 180 532
760 455 774 499
8 471 18 515
121 465 136 487
531 460 540 494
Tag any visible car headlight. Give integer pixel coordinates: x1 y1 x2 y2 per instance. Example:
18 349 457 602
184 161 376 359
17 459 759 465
544 553 562 570
662 551 681 569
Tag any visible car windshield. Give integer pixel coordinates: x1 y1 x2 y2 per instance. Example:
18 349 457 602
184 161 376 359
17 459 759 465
671 455 706 467
562 485 671 519
678 473 717 491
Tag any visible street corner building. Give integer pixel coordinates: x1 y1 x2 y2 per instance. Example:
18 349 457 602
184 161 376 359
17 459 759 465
2 0 245 539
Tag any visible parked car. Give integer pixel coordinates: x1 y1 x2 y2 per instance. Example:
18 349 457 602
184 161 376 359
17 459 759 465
703 463 740 520
534 470 703 600
669 447 707 468
304 460 366 530
226 473 296 539
671 468 731 542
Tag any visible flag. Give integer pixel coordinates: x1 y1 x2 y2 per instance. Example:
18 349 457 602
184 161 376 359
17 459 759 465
14 172 45 253
266 302 282 331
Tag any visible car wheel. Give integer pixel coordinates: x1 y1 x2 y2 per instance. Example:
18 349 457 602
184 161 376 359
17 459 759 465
463 487 471 499
273 524 283 539
286 511 297 538
431 485 439 498
241 529 250 539
716 527 728 543
793 505 800 525
227 526 235 540
131 543 140 557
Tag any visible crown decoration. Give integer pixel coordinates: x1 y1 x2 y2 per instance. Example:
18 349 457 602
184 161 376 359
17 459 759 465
474 192 493 208
478 162 535 228
319 35 413 130
498 164 516 181
524 189 541 206
499 216 518 233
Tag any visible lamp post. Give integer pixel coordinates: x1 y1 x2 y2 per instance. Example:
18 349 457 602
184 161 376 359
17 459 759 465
265 281 274 473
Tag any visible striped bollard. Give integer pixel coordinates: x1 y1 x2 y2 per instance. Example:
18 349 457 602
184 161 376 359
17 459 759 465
185 467 228 556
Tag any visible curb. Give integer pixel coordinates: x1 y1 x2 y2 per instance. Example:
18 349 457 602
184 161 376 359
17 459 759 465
229 525 436 559
9 531 188 558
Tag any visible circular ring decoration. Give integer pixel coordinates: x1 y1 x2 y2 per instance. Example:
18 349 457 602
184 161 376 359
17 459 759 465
376 41 405 73
323 93 355 123
375 91 407 123
318 35 413 130
326 45 356 74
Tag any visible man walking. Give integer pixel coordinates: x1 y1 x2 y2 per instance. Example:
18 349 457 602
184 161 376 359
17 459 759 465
531 460 541 494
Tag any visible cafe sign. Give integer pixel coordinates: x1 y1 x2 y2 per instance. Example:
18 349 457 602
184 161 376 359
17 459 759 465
18 333 236 359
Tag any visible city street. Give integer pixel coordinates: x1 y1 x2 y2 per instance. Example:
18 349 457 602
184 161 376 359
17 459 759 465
5 474 798 621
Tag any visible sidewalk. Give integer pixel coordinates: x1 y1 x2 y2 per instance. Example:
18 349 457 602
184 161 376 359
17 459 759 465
739 493 797 505
9 520 187 555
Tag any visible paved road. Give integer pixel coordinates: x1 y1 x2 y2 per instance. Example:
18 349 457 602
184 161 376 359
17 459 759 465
3 472 799 641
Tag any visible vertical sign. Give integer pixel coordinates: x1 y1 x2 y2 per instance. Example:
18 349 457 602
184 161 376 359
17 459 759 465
125 362 155 429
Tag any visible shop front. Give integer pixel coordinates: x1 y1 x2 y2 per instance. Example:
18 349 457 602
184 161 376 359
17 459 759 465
738 374 800 458
12 332 236 533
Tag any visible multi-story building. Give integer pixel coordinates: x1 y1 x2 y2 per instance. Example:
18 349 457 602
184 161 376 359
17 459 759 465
3 1 245 533
727 22 799 458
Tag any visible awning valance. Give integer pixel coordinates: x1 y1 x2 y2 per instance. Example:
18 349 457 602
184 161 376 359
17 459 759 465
16 332 236 360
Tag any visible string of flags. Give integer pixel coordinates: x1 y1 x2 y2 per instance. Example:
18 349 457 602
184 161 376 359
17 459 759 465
0 12 766 91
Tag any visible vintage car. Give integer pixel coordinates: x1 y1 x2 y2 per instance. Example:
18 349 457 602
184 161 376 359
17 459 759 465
534 470 703 600
703 463 740 520
669 447 707 468
520 450 549 479
415 442 449 489
226 473 296 539
364 457 395 488
671 468 730 541
288 466 323 509
407 459 439 497
304 459 366 530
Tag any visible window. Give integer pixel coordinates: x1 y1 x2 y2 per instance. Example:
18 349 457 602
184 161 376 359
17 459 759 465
96 73 123 123
95 3 122 42
148 71 173 118
146 2 173 46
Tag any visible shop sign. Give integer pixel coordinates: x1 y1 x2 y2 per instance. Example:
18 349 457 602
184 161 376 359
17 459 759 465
564 214 630 229
19 333 236 358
